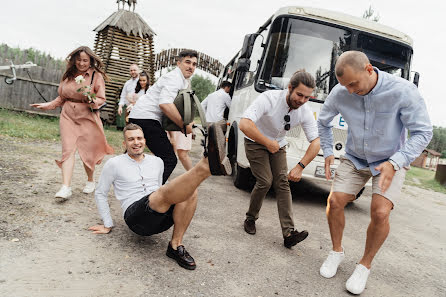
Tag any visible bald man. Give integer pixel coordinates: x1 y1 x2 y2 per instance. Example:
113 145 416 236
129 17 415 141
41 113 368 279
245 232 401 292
317 51 432 294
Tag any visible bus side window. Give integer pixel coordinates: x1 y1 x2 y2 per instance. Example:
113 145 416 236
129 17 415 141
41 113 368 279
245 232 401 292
237 35 264 90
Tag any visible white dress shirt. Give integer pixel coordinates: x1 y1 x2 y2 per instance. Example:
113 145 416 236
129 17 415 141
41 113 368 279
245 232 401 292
129 67 189 123
243 90 318 148
201 89 231 122
119 77 139 106
94 153 164 228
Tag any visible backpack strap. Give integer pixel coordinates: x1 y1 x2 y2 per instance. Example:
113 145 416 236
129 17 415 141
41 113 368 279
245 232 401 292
191 91 207 130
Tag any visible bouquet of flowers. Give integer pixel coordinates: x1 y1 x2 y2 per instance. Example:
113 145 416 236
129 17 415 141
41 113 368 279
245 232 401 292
75 75 96 111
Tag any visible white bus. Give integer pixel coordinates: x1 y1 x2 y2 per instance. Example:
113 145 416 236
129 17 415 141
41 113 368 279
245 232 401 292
219 6 417 190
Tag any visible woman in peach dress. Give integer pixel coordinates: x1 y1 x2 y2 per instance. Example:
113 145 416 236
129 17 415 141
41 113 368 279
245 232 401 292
31 46 114 199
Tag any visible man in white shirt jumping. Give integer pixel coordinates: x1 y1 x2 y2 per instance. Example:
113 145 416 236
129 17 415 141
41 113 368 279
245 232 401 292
117 64 140 129
240 70 320 249
201 81 232 123
89 122 231 270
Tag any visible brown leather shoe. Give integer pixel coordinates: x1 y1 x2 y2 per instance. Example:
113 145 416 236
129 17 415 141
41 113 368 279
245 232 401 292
284 230 309 248
244 219 256 235
166 242 196 270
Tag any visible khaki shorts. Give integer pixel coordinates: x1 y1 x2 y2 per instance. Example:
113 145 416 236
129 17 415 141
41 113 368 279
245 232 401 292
332 156 407 206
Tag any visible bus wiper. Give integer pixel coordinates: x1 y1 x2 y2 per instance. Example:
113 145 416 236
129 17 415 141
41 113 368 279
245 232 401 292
258 80 282 90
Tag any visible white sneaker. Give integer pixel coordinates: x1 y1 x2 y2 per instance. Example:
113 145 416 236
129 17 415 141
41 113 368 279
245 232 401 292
82 181 95 194
55 185 72 199
346 264 370 295
320 248 345 278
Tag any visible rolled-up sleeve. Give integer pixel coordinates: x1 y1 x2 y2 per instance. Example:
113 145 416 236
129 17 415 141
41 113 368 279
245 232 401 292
159 78 181 105
390 87 433 168
301 109 319 142
94 159 116 228
317 93 339 158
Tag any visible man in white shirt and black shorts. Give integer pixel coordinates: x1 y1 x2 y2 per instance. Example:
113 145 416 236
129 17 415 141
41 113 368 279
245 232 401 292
129 50 197 184
240 70 320 249
89 123 231 270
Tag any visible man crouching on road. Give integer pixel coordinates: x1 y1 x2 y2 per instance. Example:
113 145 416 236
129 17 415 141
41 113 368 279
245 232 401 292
89 123 231 270
318 51 432 294
240 70 320 248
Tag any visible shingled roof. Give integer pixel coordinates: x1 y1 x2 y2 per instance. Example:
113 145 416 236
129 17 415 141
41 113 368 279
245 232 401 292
93 9 156 38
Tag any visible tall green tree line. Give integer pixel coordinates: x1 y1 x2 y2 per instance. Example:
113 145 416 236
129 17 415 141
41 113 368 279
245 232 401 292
428 126 446 158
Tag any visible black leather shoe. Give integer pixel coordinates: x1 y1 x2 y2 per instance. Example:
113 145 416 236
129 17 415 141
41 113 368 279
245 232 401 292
284 230 309 248
166 242 196 270
244 219 256 235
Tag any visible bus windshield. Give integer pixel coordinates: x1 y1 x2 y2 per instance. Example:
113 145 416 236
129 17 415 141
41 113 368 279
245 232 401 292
257 17 351 101
256 16 413 101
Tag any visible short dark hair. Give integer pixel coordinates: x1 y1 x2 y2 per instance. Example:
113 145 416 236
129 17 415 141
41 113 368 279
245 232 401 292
220 81 232 89
178 49 198 61
289 69 315 90
123 123 143 138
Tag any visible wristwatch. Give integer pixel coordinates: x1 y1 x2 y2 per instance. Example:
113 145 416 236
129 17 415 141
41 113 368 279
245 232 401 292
388 159 400 171
298 161 306 169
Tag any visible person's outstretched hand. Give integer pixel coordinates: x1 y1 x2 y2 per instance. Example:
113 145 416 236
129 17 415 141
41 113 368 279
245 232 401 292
88 225 112 234
30 102 52 110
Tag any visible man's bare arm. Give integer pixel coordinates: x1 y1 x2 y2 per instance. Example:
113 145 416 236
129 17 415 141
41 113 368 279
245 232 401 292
288 137 320 182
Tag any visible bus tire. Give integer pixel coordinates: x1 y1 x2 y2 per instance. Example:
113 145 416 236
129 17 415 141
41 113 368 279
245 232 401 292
231 158 253 191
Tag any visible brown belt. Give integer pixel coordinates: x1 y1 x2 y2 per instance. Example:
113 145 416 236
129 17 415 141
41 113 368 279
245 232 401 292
64 98 87 103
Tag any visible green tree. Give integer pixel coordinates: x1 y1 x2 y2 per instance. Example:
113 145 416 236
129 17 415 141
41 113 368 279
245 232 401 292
427 126 446 154
362 6 380 22
191 74 216 102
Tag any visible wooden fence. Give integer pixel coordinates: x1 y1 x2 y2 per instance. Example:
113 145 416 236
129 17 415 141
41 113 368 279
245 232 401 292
0 46 63 117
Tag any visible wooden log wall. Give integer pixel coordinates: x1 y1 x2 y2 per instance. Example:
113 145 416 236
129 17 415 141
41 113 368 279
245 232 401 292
94 26 155 124
155 48 224 77
0 50 63 117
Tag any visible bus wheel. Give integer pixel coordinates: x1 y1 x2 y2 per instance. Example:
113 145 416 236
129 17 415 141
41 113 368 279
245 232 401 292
231 157 253 191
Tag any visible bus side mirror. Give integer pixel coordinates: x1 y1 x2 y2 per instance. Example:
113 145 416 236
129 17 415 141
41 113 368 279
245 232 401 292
240 33 260 59
412 72 420 87
236 58 251 72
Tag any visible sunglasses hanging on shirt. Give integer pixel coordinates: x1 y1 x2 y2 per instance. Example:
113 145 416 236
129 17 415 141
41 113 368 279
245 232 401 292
284 114 290 131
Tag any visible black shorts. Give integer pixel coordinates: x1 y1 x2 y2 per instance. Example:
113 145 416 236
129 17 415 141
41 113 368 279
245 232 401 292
124 194 175 236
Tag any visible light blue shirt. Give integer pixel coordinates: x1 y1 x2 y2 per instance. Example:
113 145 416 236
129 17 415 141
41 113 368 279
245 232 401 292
317 68 432 176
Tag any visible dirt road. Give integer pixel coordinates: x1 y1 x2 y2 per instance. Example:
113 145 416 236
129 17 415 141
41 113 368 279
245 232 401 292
0 135 445 297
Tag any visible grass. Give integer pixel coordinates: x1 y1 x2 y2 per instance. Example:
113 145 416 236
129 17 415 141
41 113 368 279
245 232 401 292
405 166 446 194
0 108 124 152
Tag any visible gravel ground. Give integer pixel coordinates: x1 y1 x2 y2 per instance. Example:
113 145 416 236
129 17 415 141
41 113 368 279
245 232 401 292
0 135 445 297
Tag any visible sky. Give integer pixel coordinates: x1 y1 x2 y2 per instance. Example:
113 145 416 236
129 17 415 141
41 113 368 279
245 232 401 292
1 0 445 127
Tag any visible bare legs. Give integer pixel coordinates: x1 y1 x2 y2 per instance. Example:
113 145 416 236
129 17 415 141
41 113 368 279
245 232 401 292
149 158 211 248
61 151 76 186
177 149 193 171
61 150 94 186
326 192 393 268
359 195 392 268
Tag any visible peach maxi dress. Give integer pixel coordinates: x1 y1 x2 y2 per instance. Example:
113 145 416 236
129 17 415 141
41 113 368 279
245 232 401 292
46 69 114 170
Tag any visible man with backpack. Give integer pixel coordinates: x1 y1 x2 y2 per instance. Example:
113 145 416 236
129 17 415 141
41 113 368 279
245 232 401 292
129 50 198 183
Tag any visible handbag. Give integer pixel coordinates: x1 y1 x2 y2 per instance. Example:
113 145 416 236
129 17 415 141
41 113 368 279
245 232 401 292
162 86 207 133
